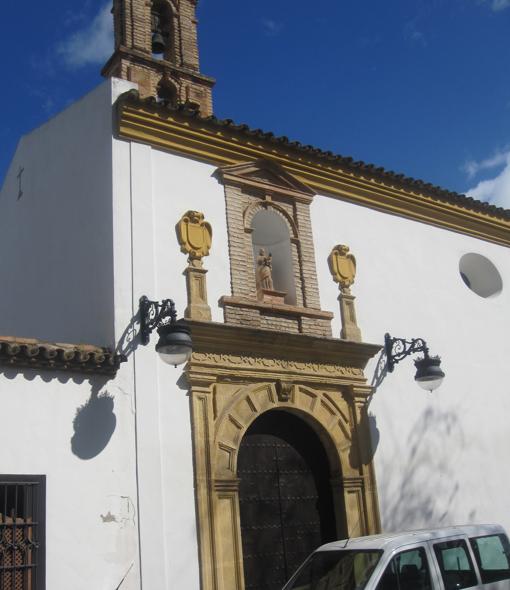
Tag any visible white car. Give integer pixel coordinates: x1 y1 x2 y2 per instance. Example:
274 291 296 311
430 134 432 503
282 524 510 590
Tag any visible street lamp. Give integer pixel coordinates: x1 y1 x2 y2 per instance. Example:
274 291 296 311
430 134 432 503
139 296 192 366
384 333 445 392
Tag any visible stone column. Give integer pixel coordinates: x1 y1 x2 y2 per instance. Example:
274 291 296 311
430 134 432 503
339 287 362 342
184 259 212 320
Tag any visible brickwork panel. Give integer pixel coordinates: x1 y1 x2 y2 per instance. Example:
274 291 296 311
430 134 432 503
260 314 300 334
220 163 333 338
301 317 332 338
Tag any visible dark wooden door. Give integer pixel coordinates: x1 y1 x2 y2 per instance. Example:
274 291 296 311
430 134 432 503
238 411 336 590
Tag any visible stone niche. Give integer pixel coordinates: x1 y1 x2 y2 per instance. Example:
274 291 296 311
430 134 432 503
215 159 333 338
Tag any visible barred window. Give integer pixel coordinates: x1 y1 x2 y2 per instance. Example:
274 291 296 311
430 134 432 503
0 476 45 590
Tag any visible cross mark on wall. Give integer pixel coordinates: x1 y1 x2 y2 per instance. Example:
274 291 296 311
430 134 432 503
16 167 24 200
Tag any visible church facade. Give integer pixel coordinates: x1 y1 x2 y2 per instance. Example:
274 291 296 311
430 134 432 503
1 1 509 589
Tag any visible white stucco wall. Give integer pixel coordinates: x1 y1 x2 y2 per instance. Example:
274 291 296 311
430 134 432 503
0 78 142 590
311 194 510 534
0 366 139 590
0 79 133 347
110 134 230 587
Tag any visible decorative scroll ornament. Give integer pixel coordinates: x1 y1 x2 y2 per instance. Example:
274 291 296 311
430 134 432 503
176 210 212 263
190 352 364 378
328 245 357 292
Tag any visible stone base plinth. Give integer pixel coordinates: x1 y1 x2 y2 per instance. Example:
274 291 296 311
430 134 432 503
259 289 287 305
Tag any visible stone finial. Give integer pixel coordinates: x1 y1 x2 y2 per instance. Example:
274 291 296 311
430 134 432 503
328 245 362 342
176 210 213 321
328 244 357 293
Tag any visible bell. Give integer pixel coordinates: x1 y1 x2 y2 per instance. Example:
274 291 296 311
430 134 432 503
152 31 166 54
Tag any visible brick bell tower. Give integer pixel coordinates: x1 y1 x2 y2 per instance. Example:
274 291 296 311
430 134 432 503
102 0 215 115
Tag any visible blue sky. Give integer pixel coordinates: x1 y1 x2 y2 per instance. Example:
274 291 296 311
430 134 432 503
1 0 509 207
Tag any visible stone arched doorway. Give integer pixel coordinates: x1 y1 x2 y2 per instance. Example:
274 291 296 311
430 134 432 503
238 410 340 590
187 325 381 590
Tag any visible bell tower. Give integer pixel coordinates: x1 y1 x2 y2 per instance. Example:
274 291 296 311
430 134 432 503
102 0 215 115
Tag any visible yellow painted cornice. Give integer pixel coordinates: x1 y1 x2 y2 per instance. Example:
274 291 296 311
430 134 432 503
116 98 510 247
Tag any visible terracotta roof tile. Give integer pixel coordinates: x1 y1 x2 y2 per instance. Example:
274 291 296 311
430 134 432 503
0 336 126 376
119 91 509 221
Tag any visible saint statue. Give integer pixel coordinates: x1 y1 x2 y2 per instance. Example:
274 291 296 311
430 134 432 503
256 248 274 293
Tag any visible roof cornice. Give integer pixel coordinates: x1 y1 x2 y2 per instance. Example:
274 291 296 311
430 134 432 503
0 337 126 376
115 91 510 248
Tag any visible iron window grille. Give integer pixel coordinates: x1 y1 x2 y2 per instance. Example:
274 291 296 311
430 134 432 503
0 475 45 590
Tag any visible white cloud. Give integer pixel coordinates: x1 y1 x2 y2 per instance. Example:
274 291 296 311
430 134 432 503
403 20 427 47
261 19 283 37
57 2 113 68
491 0 510 11
463 149 509 178
466 150 510 209
478 0 510 11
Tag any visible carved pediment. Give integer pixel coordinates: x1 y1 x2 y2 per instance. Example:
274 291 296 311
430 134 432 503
215 159 316 202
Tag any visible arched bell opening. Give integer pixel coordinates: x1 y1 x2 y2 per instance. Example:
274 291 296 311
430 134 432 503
237 409 345 590
251 209 297 305
151 0 176 61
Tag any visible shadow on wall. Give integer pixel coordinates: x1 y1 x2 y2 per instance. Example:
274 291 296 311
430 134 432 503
378 405 477 531
71 307 148 460
371 348 389 393
0 366 118 460
71 309 142 460
349 407 380 469
0 365 94 385
346 348 387 468
71 376 117 460
115 310 141 360
345 351 386 469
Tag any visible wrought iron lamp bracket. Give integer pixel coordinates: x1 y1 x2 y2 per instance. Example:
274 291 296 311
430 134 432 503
139 296 177 345
384 333 430 373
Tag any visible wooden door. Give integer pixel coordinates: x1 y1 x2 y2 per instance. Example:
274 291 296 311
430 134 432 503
238 411 336 590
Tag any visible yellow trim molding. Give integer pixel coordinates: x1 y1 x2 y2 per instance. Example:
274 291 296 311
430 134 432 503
116 100 510 248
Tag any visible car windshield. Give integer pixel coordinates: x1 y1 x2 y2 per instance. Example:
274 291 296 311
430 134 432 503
285 549 382 590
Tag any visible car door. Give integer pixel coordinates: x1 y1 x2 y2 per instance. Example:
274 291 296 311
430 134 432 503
429 535 482 590
372 543 438 590
468 532 510 590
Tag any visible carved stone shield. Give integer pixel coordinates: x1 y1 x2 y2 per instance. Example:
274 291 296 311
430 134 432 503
177 210 212 259
328 244 356 289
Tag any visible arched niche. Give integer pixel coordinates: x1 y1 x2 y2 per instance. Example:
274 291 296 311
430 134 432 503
151 0 177 61
251 209 297 305
157 74 179 106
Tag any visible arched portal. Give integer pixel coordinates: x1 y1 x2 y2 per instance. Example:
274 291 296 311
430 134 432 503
238 410 340 590
188 341 381 590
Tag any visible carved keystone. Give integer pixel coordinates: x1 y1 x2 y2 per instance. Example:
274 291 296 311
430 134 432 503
275 379 294 402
